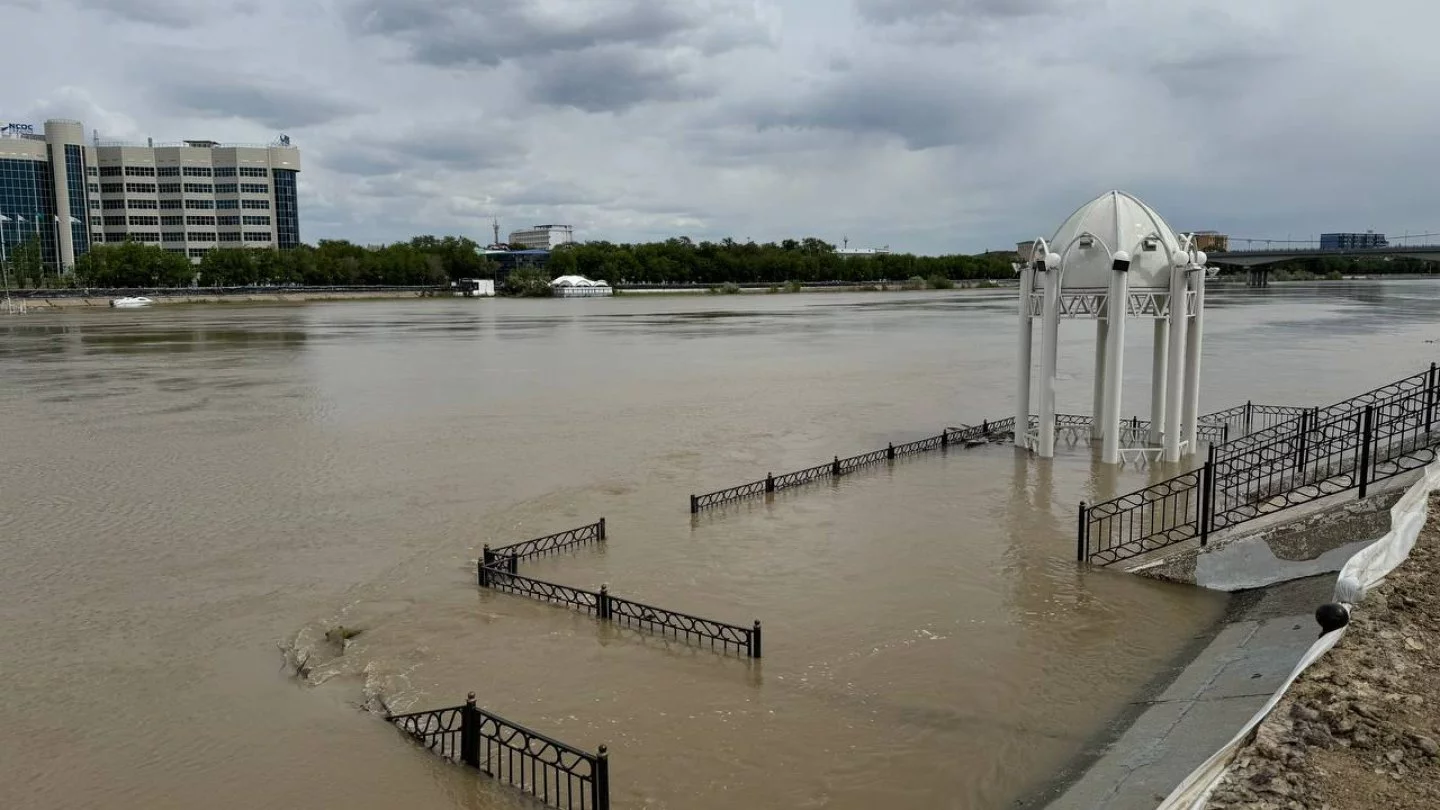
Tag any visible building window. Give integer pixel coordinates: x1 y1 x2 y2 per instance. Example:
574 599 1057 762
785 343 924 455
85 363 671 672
241 199 270 210
182 166 213 177
239 167 268 177
157 166 180 177
103 200 126 210
128 199 159 210
86 166 98 177
215 199 239 210
161 215 184 226
219 231 242 243
129 232 160 242
240 183 269 194
185 215 216 226
162 231 185 242
214 183 237 194
99 166 122 177
101 183 123 193
104 215 126 226
89 200 100 210
124 166 156 177
125 182 157 194
90 216 103 227
188 248 211 258
88 183 100 193
242 215 271 226
187 231 217 242
160 200 182 210
218 215 240 226
214 167 237 177
273 168 299 249
158 183 181 193
243 232 272 242
183 183 214 194
184 199 215 210
129 215 160 226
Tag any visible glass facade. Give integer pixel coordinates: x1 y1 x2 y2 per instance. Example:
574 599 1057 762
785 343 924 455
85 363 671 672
0 157 57 271
274 169 299 249
64 144 91 259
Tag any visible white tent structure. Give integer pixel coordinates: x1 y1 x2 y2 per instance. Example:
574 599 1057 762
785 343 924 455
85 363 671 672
1015 191 1209 465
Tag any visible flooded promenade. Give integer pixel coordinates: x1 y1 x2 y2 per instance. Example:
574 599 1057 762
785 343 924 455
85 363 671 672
2 282 1437 809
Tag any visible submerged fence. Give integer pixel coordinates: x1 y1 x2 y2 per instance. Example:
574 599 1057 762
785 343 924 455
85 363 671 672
479 522 761 658
389 693 609 810
690 419 1015 513
1080 364 1440 566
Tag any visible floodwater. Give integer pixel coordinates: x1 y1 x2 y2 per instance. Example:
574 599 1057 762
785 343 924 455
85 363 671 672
2 281 1437 810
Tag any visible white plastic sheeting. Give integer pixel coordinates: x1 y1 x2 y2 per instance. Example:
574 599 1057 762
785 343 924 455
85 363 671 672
1156 461 1440 810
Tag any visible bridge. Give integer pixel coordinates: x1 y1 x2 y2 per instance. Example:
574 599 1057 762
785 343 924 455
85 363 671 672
1207 244 1440 268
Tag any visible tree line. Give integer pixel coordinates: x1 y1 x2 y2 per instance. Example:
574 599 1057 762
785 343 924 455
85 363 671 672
2 232 1433 291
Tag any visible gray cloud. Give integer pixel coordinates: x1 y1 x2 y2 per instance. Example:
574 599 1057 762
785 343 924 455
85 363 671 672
73 0 249 28
346 0 773 68
525 48 709 112
156 80 366 129
856 0 1072 24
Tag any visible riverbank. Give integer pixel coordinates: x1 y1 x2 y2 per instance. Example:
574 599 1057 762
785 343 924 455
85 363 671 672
1205 493 1440 809
2 289 437 310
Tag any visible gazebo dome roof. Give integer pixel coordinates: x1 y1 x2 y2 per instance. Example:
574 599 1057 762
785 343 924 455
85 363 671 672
1048 190 1185 290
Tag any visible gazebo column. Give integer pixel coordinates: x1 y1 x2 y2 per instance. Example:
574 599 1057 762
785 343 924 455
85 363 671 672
1037 263 1060 458
1091 317 1108 440
1100 253 1130 465
1149 320 1168 445
1014 266 1034 449
1183 267 1206 450
1163 264 1189 463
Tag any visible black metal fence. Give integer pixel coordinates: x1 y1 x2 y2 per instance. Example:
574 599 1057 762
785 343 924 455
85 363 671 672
389 693 609 810
479 523 761 658
1080 365 1440 566
690 419 1015 513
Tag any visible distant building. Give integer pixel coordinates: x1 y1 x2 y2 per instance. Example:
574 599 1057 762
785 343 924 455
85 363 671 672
483 248 550 286
0 118 301 271
835 246 890 258
1190 231 1228 252
1320 232 1387 250
508 224 574 250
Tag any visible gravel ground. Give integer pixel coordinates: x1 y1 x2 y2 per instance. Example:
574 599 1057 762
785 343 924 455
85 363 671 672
1207 494 1440 809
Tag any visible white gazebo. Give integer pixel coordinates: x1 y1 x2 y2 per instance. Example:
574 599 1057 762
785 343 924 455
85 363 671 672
1015 190 1208 464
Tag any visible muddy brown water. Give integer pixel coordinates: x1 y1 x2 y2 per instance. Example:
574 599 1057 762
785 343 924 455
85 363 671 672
2 282 1437 809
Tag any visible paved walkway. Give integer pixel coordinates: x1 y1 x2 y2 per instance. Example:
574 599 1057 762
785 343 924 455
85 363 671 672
1043 576 1334 810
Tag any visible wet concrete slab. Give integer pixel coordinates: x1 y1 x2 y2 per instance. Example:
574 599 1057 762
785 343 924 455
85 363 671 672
1042 575 1335 810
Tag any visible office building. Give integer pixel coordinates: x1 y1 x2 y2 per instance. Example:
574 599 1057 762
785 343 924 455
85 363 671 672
1320 232 1387 250
0 118 301 271
508 224 574 250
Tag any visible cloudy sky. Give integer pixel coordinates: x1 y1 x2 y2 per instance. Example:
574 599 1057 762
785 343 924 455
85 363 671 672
3 0 1436 254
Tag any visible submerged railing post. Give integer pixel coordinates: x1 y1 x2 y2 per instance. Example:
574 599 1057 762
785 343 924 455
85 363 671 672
832 455 841 476
887 442 895 461
941 430 949 448
765 472 775 493
599 583 611 620
1200 444 1216 547
750 620 763 659
689 494 698 514
479 546 492 587
461 692 480 768
1245 400 1253 434
1358 404 1374 499
598 517 606 541
593 745 611 810
1076 501 1087 563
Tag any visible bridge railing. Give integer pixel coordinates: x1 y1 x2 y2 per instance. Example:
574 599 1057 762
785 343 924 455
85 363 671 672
1080 364 1440 566
389 693 609 810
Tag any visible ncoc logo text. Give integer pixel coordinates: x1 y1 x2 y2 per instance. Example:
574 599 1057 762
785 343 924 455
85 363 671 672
0 122 37 134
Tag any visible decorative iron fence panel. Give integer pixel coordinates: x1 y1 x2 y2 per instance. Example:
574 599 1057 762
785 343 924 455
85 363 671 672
390 694 609 810
482 564 602 615
1082 467 1205 565
491 520 606 562
605 594 758 656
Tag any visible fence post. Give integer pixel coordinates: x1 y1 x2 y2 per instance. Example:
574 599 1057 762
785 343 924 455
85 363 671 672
887 442 895 461
1427 362 1437 435
689 494 698 514
1358 404 1374 499
461 692 480 768
593 745 610 810
765 472 775 493
1200 445 1216 547
479 546 492 587
832 455 841 476
1076 501 1087 563
599 583 611 620
941 430 949 448
598 517 606 541
1294 408 1309 482
750 620 763 659
982 419 989 434
507 554 517 575
1223 422 1230 445
1245 400 1253 434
